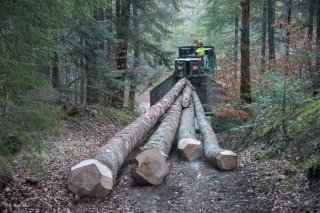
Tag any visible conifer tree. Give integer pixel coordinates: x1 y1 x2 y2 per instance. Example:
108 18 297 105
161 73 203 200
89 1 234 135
268 0 276 60
240 0 252 103
0 0 114 167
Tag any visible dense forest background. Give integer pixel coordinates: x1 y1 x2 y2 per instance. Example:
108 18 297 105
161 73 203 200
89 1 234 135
1 0 320 186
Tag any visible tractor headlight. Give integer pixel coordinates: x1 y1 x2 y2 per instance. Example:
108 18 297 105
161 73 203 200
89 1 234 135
193 65 198 70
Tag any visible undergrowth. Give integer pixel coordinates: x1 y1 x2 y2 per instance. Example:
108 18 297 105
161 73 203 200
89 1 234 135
104 107 139 125
227 70 320 180
0 86 61 181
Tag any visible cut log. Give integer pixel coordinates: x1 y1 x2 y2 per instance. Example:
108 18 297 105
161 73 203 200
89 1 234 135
177 138 202 161
182 82 192 108
67 78 187 197
132 96 182 185
177 102 202 161
192 90 237 170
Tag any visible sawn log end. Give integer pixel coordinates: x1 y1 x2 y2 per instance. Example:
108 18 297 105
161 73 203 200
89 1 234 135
216 150 238 170
67 159 113 198
131 148 170 186
177 138 202 161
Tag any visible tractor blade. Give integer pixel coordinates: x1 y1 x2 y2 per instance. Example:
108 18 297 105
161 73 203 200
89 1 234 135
150 74 178 106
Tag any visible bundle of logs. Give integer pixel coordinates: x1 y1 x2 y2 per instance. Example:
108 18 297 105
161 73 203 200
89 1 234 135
67 78 237 198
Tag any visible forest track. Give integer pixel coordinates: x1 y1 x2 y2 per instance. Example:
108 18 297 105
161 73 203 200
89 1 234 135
1 91 319 212
73 149 274 213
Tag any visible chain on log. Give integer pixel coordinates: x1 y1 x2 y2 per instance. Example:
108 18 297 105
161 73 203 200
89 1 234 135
192 90 237 170
67 78 187 197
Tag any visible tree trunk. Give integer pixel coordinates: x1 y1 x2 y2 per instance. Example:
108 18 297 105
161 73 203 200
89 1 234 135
316 0 320 88
240 0 252 103
128 5 140 109
114 0 131 107
52 53 60 89
68 78 187 197
128 78 137 109
307 0 315 82
85 47 99 105
192 90 237 170
177 101 202 161
64 57 70 102
106 0 113 59
234 14 239 78
131 96 182 185
268 0 276 61
182 82 192 108
308 0 315 41
285 0 292 67
261 0 267 73
116 0 130 70
86 8 105 105
79 55 86 106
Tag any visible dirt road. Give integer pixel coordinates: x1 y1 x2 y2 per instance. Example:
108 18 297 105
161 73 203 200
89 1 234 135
1 90 319 212
73 148 275 213
1 113 318 212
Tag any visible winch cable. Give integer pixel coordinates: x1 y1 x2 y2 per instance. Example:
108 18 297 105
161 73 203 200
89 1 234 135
200 68 214 80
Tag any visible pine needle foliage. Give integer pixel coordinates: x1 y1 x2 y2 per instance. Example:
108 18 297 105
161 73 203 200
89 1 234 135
248 71 318 144
1 1 62 167
0 0 112 170
130 0 180 68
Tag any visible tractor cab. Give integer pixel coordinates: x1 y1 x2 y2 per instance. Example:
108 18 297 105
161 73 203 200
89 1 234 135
174 46 216 80
150 45 222 113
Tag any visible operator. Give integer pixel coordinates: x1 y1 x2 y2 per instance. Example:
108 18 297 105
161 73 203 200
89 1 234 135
194 39 205 57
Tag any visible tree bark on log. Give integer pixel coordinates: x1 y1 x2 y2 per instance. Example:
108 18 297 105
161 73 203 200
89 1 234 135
192 90 237 170
182 82 192 108
132 96 182 185
67 78 187 197
177 101 202 161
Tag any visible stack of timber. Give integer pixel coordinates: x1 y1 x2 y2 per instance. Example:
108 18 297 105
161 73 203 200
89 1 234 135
177 100 202 161
67 78 187 197
192 90 237 170
132 96 182 185
67 78 237 198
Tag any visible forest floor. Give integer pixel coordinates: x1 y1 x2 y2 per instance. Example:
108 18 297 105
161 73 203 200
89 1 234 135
1 91 319 213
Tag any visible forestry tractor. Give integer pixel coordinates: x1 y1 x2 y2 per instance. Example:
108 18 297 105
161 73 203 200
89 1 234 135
150 45 224 113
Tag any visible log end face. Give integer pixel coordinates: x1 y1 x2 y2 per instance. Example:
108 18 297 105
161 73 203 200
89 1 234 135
131 148 170 186
178 138 202 161
216 150 238 170
67 159 113 198
182 100 189 108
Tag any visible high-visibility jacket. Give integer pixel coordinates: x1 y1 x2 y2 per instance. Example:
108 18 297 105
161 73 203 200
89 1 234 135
195 47 205 56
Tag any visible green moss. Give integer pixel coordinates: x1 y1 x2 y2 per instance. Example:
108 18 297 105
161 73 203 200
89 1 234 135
105 107 139 125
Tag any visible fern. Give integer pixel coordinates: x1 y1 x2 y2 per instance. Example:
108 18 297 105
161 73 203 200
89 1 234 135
249 71 313 141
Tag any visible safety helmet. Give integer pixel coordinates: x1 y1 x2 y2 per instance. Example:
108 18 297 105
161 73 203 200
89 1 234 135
195 39 203 47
